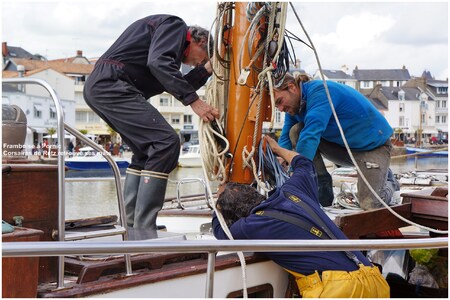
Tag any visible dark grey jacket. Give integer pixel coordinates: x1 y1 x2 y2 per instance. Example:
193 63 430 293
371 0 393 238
96 14 210 104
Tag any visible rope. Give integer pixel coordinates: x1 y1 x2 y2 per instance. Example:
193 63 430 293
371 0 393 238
289 1 448 235
258 137 290 190
200 3 250 297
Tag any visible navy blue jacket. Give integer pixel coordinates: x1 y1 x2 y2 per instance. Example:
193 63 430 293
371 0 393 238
213 154 371 275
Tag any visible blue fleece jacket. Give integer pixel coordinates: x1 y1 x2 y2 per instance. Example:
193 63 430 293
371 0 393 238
278 80 393 160
213 155 371 275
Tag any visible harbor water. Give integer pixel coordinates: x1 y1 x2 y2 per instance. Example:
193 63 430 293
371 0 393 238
65 156 448 220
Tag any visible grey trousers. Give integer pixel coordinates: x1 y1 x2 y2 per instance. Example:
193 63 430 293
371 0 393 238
290 123 398 210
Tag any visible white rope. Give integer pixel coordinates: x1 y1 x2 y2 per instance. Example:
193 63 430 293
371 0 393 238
289 2 448 235
200 3 250 297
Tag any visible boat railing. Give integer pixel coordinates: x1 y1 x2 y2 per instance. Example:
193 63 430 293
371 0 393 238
2 78 133 288
176 177 212 209
3 237 448 298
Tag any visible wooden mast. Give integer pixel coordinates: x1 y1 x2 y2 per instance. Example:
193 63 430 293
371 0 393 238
226 2 271 184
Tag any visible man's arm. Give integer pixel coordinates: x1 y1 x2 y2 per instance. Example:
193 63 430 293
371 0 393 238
146 19 219 121
265 135 297 165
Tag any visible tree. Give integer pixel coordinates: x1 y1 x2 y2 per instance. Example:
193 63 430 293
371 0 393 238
106 125 118 143
46 127 56 158
46 127 56 145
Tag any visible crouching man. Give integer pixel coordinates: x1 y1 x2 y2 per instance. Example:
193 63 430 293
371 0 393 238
212 135 390 298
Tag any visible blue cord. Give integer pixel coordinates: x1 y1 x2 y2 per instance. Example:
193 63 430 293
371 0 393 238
258 138 290 190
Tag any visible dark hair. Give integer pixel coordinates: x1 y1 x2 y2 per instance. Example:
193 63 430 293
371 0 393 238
216 182 266 226
189 25 214 58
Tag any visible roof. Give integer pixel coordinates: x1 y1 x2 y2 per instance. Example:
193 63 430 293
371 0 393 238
322 70 353 80
1 70 19 78
427 80 448 88
4 45 41 60
367 97 388 110
378 87 429 101
11 58 94 75
353 68 411 81
421 70 433 79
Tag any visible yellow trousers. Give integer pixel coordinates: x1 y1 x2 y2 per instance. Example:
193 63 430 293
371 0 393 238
287 264 390 298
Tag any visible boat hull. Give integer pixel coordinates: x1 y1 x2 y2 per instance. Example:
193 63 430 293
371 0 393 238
406 147 448 157
65 159 130 170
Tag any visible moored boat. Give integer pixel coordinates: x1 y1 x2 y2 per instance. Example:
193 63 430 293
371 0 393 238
406 146 448 157
65 146 130 170
178 145 202 168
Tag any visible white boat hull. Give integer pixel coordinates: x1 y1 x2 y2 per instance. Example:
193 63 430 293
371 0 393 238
90 260 288 298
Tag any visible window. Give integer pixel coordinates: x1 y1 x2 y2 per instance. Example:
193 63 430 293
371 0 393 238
421 113 426 124
33 104 42 118
74 75 85 85
76 111 86 122
442 100 447 108
275 110 281 123
361 81 372 88
171 114 180 124
436 116 440 124
399 116 405 127
442 116 447 124
398 90 405 101
160 96 170 106
49 107 57 119
436 100 441 108
87 111 100 122
437 87 448 94
380 81 389 87
184 115 193 124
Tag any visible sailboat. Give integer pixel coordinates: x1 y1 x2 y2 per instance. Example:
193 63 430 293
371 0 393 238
2 2 447 298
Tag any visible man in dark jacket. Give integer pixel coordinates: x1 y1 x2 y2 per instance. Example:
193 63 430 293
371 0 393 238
213 136 390 298
84 15 219 239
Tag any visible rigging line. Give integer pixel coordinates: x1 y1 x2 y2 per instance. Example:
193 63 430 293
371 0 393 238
284 28 313 49
284 33 298 65
201 3 248 297
209 6 231 79
289 2 448 235
226 91 260 180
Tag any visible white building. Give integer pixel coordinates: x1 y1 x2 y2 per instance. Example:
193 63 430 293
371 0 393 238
2 83 76 148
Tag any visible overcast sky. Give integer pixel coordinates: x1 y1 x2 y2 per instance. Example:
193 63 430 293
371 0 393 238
2 0 448 79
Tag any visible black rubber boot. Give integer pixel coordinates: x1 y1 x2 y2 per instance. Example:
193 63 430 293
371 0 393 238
133 171 169 239
123 168 141 227
317 173 334 207
311 152 334 207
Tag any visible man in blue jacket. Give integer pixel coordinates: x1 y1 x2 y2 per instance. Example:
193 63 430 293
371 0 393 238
213 136 390 298
273 73 398 209
84 15 219 239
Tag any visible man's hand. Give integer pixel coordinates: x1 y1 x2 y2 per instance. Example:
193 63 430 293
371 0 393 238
264 135 297 165
204 60 213 74
190 99 219 122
